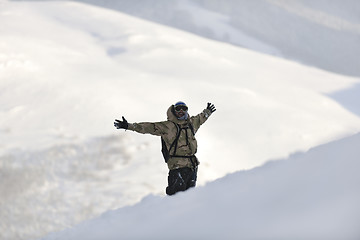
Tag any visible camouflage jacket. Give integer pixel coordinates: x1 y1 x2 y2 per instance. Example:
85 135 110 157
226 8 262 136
127 105 213 170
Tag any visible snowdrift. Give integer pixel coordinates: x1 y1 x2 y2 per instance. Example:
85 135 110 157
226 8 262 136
42 133 360 240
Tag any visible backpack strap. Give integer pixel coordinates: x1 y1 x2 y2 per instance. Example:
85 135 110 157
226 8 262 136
170 123 181 156
161 122 180 163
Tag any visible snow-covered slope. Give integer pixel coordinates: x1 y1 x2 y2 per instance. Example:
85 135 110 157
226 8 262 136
1 1 360 240
42 133 360 240
70 0 360 77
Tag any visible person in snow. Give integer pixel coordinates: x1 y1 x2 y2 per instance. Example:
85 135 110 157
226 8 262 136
114 101 216 195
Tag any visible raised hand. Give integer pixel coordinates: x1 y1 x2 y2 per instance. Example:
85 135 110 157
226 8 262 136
114 116 129 129
207 103 216 113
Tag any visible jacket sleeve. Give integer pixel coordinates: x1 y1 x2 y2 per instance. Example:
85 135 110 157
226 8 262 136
127 121 169 136
191 108 213 133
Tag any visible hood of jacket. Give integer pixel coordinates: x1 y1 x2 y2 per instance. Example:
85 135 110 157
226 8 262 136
167 105 191 125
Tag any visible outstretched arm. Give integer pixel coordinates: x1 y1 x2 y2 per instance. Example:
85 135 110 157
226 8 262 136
191 102 216 132
114 116 167 136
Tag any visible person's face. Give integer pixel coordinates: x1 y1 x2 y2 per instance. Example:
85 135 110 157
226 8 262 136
174 105 188 118
175 109 186 118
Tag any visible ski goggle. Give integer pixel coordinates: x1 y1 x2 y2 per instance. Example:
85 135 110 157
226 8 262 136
175 105 188 112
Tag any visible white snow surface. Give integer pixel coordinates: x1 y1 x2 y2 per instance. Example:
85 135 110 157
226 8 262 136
72 0 360 77
42 133 360 240
0 0 360 239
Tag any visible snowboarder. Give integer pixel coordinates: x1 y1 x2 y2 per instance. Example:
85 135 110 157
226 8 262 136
114 101 216 195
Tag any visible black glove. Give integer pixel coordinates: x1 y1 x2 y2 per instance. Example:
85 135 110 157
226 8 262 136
207 103 216 113
114 116 129 129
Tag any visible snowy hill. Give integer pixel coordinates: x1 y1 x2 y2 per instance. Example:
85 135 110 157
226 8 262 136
70 0 360 77
42 133 360 240
1 0 360 239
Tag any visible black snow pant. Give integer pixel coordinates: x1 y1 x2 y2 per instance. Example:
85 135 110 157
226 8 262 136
166 167 197 196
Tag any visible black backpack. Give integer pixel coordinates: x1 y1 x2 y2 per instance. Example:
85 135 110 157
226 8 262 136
161 122 195 163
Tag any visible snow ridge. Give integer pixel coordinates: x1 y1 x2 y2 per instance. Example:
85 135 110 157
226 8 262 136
43 133 360 240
